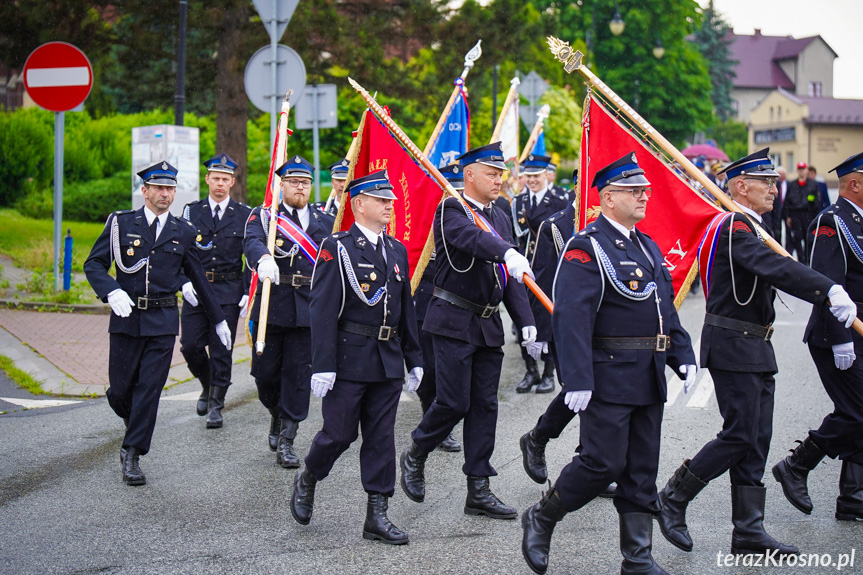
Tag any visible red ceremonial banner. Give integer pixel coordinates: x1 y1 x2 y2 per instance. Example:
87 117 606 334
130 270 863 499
339 110 445 278
579 94 722 302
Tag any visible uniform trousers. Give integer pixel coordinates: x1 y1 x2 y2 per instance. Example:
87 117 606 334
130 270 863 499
304 377 402 496
808 345 863 464
688 369 775 486
535 392 576 440
107 333 175 454
554 399 663 514
180 301 240 388
786 209 810 260
415 321 437 412
250 326 312 423
412 334 504 477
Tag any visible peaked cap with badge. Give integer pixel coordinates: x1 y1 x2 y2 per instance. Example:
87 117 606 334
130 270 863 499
276 155 314 179
591 152 650 190
439 163 465 191
203 153 238 175
345 170 397 200
138 161 178 187
718 147 779 180
458 142 508 171
522 154 551 175
328 158 351 181
829 151 863 178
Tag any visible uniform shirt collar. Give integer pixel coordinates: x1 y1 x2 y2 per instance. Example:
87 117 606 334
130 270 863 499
463 193 492 210
843 197 863 220
355 222 384 246
604 214 636 237
143 206 169 228
733 200 763 224
208 196 230 213
530 188 547 204
282 202 310 230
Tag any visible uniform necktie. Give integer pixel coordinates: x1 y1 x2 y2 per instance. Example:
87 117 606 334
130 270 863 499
212 204 221 222
376 238 386 267
482 206 493 221
531 195 537 211
629 230 642 251
289 208 301 229
150 218 159 242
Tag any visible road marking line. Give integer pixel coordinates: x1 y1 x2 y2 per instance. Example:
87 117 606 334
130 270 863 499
0 397 81 409
686 371 714 408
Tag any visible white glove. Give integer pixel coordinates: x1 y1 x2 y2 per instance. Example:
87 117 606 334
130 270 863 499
214 320 232 350
521 326 543 361
679 364 698 394
407 367 424 393
832 342 856 371
182 282 199 307
107 289 135 318
828 285 857 329
504 248 535 283
257 256 280 285
238 294 249 318
311 372 336 398
564 390 592 413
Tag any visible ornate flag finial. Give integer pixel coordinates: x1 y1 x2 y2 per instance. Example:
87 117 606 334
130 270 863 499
538 104 551 119
546 36 583 74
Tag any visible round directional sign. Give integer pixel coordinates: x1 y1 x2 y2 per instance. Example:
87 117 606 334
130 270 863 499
23 42 93 112
244 45 306 113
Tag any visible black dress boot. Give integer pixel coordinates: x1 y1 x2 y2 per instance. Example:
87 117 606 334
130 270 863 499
516 358 540 393
520 428 550 484
464 476 517 519
277 419 301 469
400 441 429 503
521 486 567 575
657 459 707 552
267 407 280 452
290 468 317 525
771 436 826 514
438 432 462 452
620 512 669 575
362 493 409 545
535 360 556 394
122 447 146 486
205 385 227 429
196 381 210 416
730 485 799 555
836 460 863 521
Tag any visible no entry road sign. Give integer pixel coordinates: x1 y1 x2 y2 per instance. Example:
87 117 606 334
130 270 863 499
23 42 93 112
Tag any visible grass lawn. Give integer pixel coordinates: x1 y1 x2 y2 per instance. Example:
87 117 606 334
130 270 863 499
0 208 105 272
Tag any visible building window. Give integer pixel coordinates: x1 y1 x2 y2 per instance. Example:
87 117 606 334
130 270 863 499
809 82 823 97
778 107 782 121
770 107 775 122
786 152 793 170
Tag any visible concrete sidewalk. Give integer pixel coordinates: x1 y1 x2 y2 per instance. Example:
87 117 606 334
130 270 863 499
0 308 250 397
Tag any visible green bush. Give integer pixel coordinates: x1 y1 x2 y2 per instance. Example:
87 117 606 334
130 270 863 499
15 173 131 222
0 109 54 205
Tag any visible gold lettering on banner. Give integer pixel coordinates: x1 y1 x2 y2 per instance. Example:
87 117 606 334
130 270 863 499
663 239 687 271
585 205 601 222
400 172 411 241
369 159 389 172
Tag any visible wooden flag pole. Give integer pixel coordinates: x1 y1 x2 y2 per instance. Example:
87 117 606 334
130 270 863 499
255 90 292 356
546 36 863 336
349 77 554 314
519 104 550 163
490 76 520 142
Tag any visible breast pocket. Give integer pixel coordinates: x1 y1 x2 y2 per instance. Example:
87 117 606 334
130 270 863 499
163 243 185 256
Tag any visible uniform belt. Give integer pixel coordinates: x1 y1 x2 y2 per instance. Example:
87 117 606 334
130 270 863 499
205 270 242 282
280 273 312 287
704 313 773 341
592 335 670 352
338 320 399 342
137 295 178 310
432 287 499 319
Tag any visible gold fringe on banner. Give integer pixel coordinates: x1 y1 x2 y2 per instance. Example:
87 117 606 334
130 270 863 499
332 111 368 233
674 260 699 310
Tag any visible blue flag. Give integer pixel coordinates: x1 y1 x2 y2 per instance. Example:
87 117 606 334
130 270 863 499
427 79 471 168
532 132 546 156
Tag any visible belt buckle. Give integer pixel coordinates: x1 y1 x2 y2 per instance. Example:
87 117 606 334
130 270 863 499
205 271 215 282
137 297 148 310
291 274 304 288
764 325 774 341
378 326 392 341
655 335 668 352
481 305 496 319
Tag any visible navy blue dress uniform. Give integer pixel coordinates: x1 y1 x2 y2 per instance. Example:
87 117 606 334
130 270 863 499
313 158 349 217
401 142 536 520
771 151 863 522
521 153 696 575
782 163 821 259
179 153 251 429
84 161 227 486
511 154 568 394
413 163 463 453
290 170 422 544
245 155 334 468
546 162 570 202
657 149 844 558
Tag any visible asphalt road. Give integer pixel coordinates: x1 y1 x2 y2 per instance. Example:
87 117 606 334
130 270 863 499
0 291 860 574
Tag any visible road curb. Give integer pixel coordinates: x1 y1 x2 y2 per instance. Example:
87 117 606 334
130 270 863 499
0 299 110 314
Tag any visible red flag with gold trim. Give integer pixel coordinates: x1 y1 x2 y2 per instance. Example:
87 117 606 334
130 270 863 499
338 109 444 278
578 94 722 304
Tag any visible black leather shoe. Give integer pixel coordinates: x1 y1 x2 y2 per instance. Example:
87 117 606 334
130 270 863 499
535 375 555 394
277 420 300 469
362 494 409 545
267 407 280 452
657 460 707 552
520 429 549 484
516 369 540 393
438 433 462 452
205 385 227 429
196 383 209 416
599 482 617 499
290 468 317 525
730 485 798 556
771 437 825 514
122 447 146 486
465 476 517 519
522 487 567 574
837 461 863 521
400 442 428 503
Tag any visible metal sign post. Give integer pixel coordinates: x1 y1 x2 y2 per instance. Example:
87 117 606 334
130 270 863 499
294 84 338 203
518 71 548 132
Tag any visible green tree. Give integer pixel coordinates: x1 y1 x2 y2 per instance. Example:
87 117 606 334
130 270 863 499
693 0 736 122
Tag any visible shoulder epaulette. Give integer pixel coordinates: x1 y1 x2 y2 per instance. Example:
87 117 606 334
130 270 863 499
575 223 599 237
114 209 135 216
331 230 351 240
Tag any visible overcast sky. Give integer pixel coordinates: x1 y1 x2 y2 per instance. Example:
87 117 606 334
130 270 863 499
702 0 863 99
